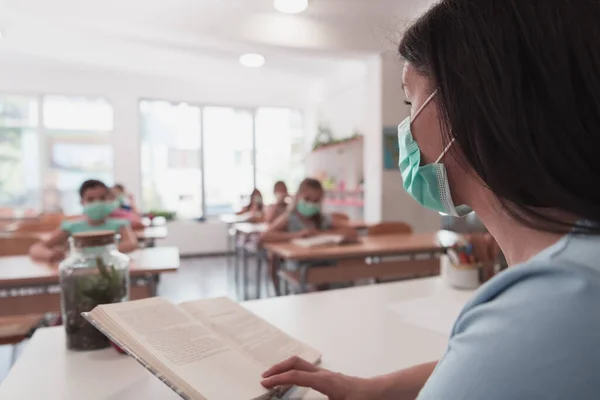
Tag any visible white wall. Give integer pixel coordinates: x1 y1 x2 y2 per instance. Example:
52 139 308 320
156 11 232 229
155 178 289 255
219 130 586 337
362 56 384 223
308 56 385 223
0 53 314 255
308 61 370 143
308 53 441 232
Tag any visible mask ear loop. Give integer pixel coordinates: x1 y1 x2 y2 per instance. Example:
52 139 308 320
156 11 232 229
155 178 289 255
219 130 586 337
411 88 454 163
435 138 456 163
411 89 438 122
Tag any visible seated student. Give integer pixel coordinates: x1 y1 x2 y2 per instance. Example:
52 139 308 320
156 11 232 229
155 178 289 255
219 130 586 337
236 188 264 221
109 191 145 230
30 180 139 262
113 184 138 214
261 178 357 292
261 178 357 243
264 181 290 224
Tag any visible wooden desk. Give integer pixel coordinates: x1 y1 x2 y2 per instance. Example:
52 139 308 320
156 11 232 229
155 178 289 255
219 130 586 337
234 220 368 235
264 233 444 293
0 278 474 399
0 247 180 316
234 222 268 235
219 214 251 225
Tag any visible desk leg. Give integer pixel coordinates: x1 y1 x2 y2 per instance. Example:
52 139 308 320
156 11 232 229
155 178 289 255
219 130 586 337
270 254 281 297
278 271 289 297
149 274 159 297
226 223 233 269
299 266 308 294
256 250 263 300
242 247 249 301
234 246 240 296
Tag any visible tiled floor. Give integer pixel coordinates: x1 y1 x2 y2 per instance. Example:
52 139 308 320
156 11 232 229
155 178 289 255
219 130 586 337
0 254 271 384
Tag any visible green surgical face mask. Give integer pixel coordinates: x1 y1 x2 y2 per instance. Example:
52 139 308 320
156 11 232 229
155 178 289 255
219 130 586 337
297 199 321 217
398 90 472 217
83 201 117 221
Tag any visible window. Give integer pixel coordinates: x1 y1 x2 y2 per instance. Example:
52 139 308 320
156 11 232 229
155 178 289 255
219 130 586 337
139 102 306 218
0 95 40 213
255 107 305 203
43 95 114 214
203 107 254 216
140 100 203 219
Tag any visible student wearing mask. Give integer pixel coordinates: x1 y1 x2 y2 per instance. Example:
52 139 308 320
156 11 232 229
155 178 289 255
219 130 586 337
30 180 138 262
264 181 290 224
261 178 356 243
261 1 600 398
261 178 357 291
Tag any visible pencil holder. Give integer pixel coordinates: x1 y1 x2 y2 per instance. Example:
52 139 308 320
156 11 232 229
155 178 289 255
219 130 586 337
440 255 496 290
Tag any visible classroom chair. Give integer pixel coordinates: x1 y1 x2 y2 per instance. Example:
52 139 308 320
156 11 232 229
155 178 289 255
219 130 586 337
367 221 413 236
13 212 66 233
366 222 436 283
331 212 350 222
0 236 41 257
0 236 47 365
0 314 44 366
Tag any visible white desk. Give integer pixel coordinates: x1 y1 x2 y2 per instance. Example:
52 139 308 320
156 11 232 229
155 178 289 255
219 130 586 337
0 278 475 399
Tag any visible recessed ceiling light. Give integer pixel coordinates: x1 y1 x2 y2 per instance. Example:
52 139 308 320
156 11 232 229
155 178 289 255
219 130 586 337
274 0 308 14
239 53 266 68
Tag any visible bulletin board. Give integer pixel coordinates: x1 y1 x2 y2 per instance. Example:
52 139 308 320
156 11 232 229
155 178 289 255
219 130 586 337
383 126 399 170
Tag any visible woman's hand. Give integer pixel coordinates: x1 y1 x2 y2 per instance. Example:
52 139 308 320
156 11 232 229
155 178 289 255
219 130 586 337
261 357 383 400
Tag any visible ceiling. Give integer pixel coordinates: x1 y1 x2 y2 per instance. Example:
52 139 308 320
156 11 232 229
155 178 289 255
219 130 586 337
0 0 434 85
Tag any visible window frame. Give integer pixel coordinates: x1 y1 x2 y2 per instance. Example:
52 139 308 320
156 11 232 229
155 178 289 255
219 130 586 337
138 98 304 219
40 94 115 214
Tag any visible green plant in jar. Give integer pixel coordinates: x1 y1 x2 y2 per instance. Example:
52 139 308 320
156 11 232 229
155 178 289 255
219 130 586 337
59 231 130 351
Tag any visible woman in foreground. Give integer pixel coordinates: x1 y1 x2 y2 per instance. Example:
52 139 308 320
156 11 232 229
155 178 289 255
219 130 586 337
261 0 600 398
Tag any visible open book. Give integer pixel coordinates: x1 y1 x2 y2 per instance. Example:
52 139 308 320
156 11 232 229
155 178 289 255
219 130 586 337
291 234 346 248
83 297 321 400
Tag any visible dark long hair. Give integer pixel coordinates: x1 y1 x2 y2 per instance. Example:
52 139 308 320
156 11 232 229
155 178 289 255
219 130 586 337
399 0 600 233
246 188 263 212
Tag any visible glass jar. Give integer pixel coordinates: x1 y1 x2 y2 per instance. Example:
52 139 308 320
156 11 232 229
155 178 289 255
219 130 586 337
59 231 130 351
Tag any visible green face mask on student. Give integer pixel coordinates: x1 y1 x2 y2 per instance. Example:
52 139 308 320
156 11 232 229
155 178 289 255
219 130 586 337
297 200 321 217
397 90 472 217
83 201 116 221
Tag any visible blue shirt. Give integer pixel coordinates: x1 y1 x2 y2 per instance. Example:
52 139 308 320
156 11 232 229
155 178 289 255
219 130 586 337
61 218 130 235
418 232 600 399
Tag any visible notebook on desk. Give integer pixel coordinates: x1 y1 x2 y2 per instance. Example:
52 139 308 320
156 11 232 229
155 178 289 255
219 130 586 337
83 296 321 400
291 234 355 248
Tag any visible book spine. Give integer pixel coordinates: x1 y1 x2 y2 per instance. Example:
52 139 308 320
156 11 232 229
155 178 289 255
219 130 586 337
82 312 197 400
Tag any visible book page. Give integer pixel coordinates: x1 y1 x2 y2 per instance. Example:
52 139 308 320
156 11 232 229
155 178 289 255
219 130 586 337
181 297 321 370
291 234 344 248
97 297 270 400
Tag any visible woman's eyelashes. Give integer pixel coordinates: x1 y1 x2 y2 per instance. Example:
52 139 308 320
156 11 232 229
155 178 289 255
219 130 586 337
404 100 412 106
